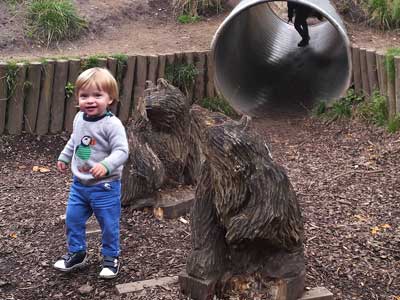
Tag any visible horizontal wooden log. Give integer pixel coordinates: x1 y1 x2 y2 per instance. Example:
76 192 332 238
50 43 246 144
298 287 334 300
116 276 178 294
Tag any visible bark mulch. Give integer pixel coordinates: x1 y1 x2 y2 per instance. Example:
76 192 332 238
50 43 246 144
0 115 399 300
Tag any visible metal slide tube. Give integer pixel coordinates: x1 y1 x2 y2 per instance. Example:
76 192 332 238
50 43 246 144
211 0 352 115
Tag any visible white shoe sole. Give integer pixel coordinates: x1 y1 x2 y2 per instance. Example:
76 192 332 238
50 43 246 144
53 255 88 272
99 265 120 279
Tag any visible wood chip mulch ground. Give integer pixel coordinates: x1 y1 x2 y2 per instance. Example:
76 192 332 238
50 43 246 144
0 115 399 300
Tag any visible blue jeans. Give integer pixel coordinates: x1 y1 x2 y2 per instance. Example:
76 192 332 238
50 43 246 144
65 179 121 257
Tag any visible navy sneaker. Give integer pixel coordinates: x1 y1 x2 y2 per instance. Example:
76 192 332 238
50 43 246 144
99 256 119 279
298 38 309 47
53 251 87 272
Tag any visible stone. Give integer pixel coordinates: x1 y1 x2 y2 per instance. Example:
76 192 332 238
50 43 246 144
78 284 93 295
116 276 178 294
298 287 334 300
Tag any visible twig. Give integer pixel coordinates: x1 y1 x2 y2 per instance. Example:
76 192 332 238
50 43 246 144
332 169 383 180
18 285 41 290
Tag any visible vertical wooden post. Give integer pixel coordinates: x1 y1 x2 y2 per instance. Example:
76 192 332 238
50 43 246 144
50 60 69 134
0 62 8 135
147 55 159 85
106 57 119 115
36 60 55 135
64 59 81 133
206 51 215 98
366 49 379 95
7 63 27 135
387 57 396 119
394 56 400 114
157 54 167 79
183 51 195 104
164 53 176 83
359 48 370 97
352 46 362 95
24 62 42 134
132 55 148 115
194 51 207 102
118 55 136 123
97 58 107 68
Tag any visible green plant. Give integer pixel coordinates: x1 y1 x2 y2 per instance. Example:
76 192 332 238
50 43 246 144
65 81 74 99
332 88 363 118
312 101 327 116
313 89 363 120
165 63 198 94
387 113 400 132
199 96 239 118
364 0 400 28
26 0 87 45
80 55 107 71
173 0 223 18
177 14 201 23
357 90 388 126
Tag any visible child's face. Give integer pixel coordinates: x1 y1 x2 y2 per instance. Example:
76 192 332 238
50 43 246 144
78 84 113 117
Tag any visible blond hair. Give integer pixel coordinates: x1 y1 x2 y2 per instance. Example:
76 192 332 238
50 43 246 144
75 67 119 102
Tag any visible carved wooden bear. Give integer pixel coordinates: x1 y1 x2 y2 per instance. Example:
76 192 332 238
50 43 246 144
181 105 305 300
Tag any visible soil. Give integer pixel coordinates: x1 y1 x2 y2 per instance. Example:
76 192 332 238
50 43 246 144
0 1 400 300
1 0 400 61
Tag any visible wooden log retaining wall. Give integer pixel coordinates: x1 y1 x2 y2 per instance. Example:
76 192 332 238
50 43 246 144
0 46 400 135
0 51 211 135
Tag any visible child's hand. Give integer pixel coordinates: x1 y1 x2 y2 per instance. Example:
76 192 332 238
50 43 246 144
90 163 107 178
57 161 68 172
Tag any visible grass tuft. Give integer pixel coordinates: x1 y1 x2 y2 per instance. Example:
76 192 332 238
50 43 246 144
165 62 198 95
199 96 240 118
314 88 400 132
173 0 223 18
365 0 400 28
26 0 87 45
177 14 201 23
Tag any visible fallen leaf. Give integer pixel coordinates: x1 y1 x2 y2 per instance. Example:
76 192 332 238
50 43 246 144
380 224 391 229
10 233 17 239
32 166 50 173
371 226 380 235
354 214 367 222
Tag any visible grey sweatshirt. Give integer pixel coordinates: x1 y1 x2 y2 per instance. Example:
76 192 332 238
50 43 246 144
58 111 129 186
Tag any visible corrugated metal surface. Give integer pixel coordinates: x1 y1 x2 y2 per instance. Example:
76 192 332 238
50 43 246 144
211 0 352 115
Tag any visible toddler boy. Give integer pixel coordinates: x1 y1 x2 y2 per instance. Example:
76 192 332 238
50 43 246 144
53 67 129 279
